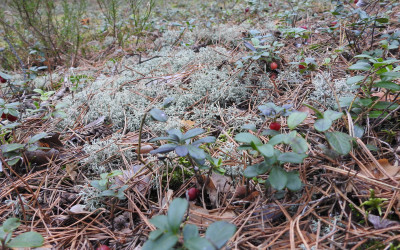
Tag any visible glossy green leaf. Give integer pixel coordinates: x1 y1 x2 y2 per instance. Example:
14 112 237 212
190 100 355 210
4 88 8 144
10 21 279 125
150 215 170 231
262 129 280 137
184 237 215 250
7 232 44 248
205 221 236 249
346 75 365 85
369 110 389 118
142 233 178 250
375 17 389 23
163 97 174 108
182 128 205 140
183 224 199 241
325 131 352 155
256 144 274 157
7 157 21 166
268 134 286 146
380 72 400 81
148 229 164 241
287 136 308 154
168 198 188 233
150 144 177 154
314 118 332 132
354 124 365 138
28 132 48 144
175 145 189 157
374 101 398 110
3 218 20 232
234 133 262 145
192 136 216 146
287 112 307 129
167 129 183 141
278 152 307 164
242 124 256 131
348 62 371 71
149 108 168 122
283 131 297 144
373 81 400 91
286 171 302 191
100 190 116 197
187 145 206 160
324 110 343 121
0 144 24 153
269 166 288 190
243 162 271 178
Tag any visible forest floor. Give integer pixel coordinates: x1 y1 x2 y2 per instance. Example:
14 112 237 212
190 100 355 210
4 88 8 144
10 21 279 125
1 0 400 249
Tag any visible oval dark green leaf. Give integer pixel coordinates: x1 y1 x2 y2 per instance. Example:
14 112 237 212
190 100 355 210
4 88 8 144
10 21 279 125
205 221 236 249
167 198 188 233
149 108 168 122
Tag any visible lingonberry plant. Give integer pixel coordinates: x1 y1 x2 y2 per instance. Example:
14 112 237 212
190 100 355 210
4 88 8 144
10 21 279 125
236 30 284 75
236 103 309 191
90 170 128 200
0 99 19 122
143 198 236 250
0 132 49 166
0 218 44 249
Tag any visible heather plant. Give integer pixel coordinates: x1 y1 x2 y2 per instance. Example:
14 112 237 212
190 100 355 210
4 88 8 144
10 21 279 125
0 0 88 68
127 0 155 33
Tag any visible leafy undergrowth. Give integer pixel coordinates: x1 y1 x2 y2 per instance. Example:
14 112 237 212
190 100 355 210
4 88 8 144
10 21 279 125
1 0 400 249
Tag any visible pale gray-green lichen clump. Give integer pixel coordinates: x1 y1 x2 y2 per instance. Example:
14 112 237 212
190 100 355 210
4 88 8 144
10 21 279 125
310 72 355 109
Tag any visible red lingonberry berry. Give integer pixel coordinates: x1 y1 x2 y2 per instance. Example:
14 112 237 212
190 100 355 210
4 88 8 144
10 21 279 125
1 113 18 122
269 122 281 131
0 76 6 83
270 62 278 70
187 188 199 201
96 245 110 250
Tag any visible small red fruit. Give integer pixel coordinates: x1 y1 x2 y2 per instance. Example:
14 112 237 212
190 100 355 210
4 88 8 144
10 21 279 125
354 0 358 4
269 3 272 7
300 26 308 29
330 21 337 27
187 187 199 201
245 7 250 13
299 64 306 70
0 76 6 83
1 113 18 122
96 245 110 250
269 122 281 131
270 62 278 70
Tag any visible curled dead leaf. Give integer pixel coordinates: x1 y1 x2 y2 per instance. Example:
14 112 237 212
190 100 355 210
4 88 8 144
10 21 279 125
362 158 400 179
368 214 400 229
69 204 90 214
